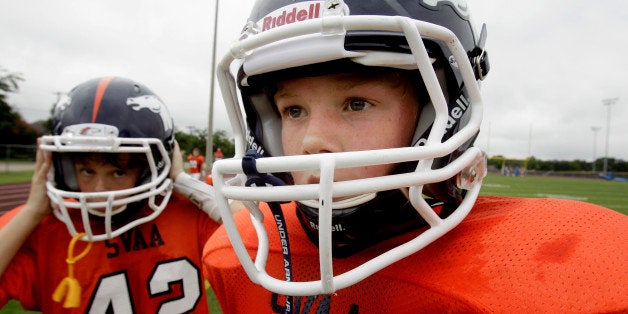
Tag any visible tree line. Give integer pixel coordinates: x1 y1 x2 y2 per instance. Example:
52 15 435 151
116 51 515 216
0 68 40 145
488 156 628 173
0 67 234 160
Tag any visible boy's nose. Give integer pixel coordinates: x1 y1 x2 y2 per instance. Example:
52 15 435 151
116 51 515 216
300 111 341 155
92 176 109 192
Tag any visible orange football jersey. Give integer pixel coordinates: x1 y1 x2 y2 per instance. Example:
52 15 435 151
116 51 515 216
204 196 628 313
1 195 219 313
188 155 206 175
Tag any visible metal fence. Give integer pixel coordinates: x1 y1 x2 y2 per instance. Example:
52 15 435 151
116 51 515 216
1 144 37 173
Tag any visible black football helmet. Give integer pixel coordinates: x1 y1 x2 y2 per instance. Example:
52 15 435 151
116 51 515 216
40 76 175 241
211 0 489 295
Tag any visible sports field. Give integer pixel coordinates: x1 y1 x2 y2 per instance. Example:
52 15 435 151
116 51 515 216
480 174 628 215
1 173 626 312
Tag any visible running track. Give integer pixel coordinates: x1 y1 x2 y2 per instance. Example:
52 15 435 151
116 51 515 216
0 182 30 215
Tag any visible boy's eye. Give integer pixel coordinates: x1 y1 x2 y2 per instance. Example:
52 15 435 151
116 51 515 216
285 106 305 119
79 168 94 176
347 99 371 112
113 170 127 178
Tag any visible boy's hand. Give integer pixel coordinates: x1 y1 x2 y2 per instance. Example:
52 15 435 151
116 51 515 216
24 138 53 219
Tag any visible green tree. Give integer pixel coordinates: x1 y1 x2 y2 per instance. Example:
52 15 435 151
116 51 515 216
526 156 540 170
174 127 235 160
0 68 39 145
175 127 207 156
212 129 235 158
614 159 628 172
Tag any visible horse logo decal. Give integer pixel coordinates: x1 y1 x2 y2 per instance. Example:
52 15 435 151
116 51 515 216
126 95 173 132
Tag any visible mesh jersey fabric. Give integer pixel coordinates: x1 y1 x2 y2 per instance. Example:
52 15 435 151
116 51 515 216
203 196 628 313
0 195 219 313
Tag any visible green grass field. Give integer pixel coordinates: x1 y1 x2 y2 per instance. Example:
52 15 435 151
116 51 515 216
0 171 33 184
480 174 628 214
0 285 222 313
1 173 626 312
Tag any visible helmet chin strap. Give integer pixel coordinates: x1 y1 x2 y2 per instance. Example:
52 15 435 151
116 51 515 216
295 188 445 258
87 204 127 217
298 192 376 210
242 149 295 313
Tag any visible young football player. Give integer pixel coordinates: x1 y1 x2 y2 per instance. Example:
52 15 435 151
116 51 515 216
0 77 221 313
187 147 206 180
203 0 628 312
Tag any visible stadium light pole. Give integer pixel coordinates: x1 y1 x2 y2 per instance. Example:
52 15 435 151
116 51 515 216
206 0 220 172
527 123 532 158
602 97 618 175
590 126 601 172
485 122 491 157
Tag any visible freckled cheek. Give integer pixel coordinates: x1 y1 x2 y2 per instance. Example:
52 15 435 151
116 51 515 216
281 128 302 156
290 171 309 185
386 111 417 147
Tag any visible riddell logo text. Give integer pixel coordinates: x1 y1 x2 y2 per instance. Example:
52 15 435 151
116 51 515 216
309 221 345 232
246 132 264 155
261 2 321 32
446 95 470 129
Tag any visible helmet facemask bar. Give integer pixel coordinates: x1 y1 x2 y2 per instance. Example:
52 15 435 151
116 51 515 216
214 14 485 296
41 130 173 242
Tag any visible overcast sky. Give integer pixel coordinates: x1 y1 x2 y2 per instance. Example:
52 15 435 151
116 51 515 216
1 1 627 161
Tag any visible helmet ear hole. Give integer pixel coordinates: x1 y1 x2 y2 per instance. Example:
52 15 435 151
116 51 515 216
137 144 165 187
53 153 79 191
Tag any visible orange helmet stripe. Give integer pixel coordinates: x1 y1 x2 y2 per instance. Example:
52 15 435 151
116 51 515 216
92 77 113 122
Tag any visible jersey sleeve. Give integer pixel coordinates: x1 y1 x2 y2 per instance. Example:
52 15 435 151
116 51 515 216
0 208 43 310
0 248 40 310
0 206 22 228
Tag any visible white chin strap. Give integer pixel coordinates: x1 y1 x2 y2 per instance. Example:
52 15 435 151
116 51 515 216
299 193 376 210
87 205 127 217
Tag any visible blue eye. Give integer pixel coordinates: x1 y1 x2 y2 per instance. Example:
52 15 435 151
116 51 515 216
286 106 305 119
347 99 370 111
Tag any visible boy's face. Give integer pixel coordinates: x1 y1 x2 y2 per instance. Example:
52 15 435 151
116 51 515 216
73 153 142 213
274 72 419 185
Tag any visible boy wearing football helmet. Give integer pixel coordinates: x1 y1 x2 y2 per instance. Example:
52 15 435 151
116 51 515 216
203 0 628 312
0 77 220 312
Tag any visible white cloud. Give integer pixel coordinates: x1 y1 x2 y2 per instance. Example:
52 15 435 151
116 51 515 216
472 0 628 160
